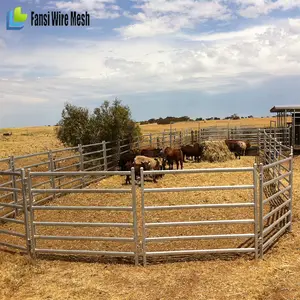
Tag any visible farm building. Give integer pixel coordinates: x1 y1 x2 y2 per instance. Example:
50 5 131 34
270 105 300 150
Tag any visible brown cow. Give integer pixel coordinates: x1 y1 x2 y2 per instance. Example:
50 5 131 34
225 139 247 159
163 147 183 170
181 143 205 162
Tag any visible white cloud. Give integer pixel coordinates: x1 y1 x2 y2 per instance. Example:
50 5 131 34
232 0 300 18
2 18 300 107
115 0 300 38
47 0 121 19
118 0 231 38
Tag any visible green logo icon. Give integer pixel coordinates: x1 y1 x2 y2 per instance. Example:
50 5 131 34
13 7 28 23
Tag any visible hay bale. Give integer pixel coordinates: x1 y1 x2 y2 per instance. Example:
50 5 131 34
201 141 235 162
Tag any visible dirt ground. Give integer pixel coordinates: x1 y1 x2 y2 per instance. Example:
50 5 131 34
1 156 300 300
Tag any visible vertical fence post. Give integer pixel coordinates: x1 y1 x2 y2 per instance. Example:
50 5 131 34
140 167 147 266
179 131 182 146
102 141 107 171
263 132 267 164
9 156 18 217
27 168 36 259
253 164 259 260
277 142 282 190
269 130 272 163
256 129 260 165
48 150 56 199
259 163 264 258
131 167 139 266
227 123 230 139
162 132 165 149
20 168 31 255
169 130 172 148
78 144 84 171
78 144 85 187
288 147 293 232
156 137 160 149
149 134 152 148
57 161 62 188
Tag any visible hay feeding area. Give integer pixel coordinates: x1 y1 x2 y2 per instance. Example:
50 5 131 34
201 140 235 162
1 156 300 300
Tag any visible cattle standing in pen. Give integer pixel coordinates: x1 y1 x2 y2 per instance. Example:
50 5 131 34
123 160 148 184
134 155 164 183
225 139 247 159
163 147 183 169
117 150 140 184
181 143 205 162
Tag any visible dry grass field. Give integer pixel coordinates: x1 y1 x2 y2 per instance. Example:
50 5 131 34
0 117 278 159
0 126 63 159
0 156 300 300
140 117 279 133
1 118 299 300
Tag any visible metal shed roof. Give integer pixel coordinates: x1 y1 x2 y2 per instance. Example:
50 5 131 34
270 105 300 112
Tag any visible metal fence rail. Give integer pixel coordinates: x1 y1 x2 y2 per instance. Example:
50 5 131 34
0 169 30 253
27 168 139 265
0 126 294 265
140 167 259 266
257 129 293 258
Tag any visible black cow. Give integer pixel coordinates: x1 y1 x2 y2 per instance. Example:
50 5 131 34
3 132 12 136
118 150 139 184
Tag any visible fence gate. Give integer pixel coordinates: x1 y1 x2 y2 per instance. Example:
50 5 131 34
257 129 293 258
27 169 139 264
0 169 30 253
140 167 258 266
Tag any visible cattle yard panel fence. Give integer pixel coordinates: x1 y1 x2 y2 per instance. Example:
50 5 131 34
0 126 270 219
27 168 139 265
140 126 290 149
257 129 293 258
0 126 294 264
0 140 127 217
0 169 30 253
139 167 259 266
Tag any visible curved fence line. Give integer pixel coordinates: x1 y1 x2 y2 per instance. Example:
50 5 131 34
0 126 294 265
256 129 293 258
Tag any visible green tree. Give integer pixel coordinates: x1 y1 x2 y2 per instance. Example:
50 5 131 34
56 103 91 146
56 99 141 147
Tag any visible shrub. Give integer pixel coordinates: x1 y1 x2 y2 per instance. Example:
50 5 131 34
56 99 141 147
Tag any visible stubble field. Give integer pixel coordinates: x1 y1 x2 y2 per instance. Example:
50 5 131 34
1 117 300 300
0 117 277 159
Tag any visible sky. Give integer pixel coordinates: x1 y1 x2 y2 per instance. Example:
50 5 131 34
1 0 300 127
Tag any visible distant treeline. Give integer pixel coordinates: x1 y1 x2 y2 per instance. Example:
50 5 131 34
139 114 255 125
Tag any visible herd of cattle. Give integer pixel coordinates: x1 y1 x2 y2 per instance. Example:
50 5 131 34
117 139 251 184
